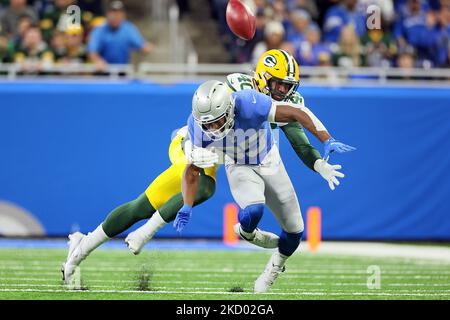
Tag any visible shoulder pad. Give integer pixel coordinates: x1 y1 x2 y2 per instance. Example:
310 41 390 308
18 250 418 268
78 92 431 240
226 73 255 92
285 91 305 106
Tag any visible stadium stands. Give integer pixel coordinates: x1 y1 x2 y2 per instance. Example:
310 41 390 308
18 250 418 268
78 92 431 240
210 0 450 68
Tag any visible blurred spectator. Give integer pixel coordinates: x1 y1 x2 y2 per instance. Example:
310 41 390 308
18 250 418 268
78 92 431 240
87 1 153 70
0 34 14 62
315 0 340 27
10 14 33 49
286 0 319 21
286 9 311 44
40 0 77 41
419 5 450 67
294 24 332 66
396 45 417 68
332 25 365 67
393 0 448 67
361 25 397 67
13 25 54 72
270 0 289 25
62 24 87 63
395 0 430 19
50 30 67 61
393 0 428 49
323 0 367 43
0 0 38 37
433 3 450 67
251 20 288 65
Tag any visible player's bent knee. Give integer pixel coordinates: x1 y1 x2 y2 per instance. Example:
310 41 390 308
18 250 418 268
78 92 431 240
238 203 264 233
278 230 303 257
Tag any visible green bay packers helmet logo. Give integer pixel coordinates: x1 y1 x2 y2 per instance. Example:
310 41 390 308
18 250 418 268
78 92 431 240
263 55 277 67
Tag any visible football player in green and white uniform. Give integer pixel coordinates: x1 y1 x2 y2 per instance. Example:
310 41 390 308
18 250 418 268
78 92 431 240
124 49 346 253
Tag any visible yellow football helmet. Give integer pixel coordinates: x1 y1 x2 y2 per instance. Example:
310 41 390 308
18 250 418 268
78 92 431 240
254 49 300 101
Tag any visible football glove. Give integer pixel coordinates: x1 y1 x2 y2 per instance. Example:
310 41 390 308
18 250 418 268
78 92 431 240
173 204 193 233
323 138 356 160
189 147 219 169
314 159 345 191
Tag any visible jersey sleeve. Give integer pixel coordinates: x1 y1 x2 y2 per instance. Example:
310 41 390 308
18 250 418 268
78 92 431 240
233 89 273 126
281 122 321 171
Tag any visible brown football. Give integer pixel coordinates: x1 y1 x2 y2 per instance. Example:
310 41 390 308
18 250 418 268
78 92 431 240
226 0 256 41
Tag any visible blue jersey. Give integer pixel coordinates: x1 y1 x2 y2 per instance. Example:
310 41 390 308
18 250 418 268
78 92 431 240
188 89 274 165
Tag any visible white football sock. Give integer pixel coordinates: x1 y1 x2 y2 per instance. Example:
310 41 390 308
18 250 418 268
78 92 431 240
136 211 167 241
239 225 256 240
80 224 110 256
272 251 288 267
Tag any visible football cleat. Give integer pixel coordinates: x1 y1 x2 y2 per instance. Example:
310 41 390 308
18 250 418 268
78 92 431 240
254 253 286 293
62 232 86 286
234 223 279 248
124 231 146 255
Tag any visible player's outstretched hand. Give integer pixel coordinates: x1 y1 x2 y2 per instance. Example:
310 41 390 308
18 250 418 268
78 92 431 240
323 138 356 160
314 159 345 191
173 204 193 233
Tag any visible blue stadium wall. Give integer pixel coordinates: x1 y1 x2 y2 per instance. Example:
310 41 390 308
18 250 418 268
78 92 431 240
1 81 449 240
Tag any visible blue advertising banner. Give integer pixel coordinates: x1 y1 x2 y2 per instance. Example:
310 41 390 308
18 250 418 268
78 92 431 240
0 82 449 240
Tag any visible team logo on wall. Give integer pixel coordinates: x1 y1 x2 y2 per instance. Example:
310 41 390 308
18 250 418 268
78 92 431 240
0 201 46 236
263 55 277 67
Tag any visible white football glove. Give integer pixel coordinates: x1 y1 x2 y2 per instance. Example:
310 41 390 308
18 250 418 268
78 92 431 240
314 159 345 191
189 147 219 169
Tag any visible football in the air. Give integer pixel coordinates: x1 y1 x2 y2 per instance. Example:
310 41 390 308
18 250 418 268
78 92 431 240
226 0 256 41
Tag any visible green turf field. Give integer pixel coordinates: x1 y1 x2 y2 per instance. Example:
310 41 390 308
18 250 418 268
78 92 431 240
0 247 449 300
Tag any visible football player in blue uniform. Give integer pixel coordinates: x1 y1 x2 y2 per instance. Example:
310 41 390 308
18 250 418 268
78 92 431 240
177 81 355 293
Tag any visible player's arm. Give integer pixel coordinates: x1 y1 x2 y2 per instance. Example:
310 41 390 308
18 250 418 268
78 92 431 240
281 122 321 171
181 164 201 207
271 102 330 143
173 163 199 233
270 103 356 159
281 122 346 190
173 135 218 232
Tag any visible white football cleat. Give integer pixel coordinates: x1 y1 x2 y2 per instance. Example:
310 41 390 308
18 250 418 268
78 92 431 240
254 253 286 293
234 223 279 249
61 232 86 286
124 231 146 255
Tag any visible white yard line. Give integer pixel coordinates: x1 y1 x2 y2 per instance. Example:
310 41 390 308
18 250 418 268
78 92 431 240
0 288 448 297
1 265 448 275
1 260 448 270
0 283 449 293
303 242 450 263
0 277 448 287
1 271 447 280
2 241 450 263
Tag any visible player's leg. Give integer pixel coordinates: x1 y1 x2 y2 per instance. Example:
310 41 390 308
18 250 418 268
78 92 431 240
125 170 216 254
62 193 156 284
126 130 217 253
225 164 278 248
254 152 304 293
